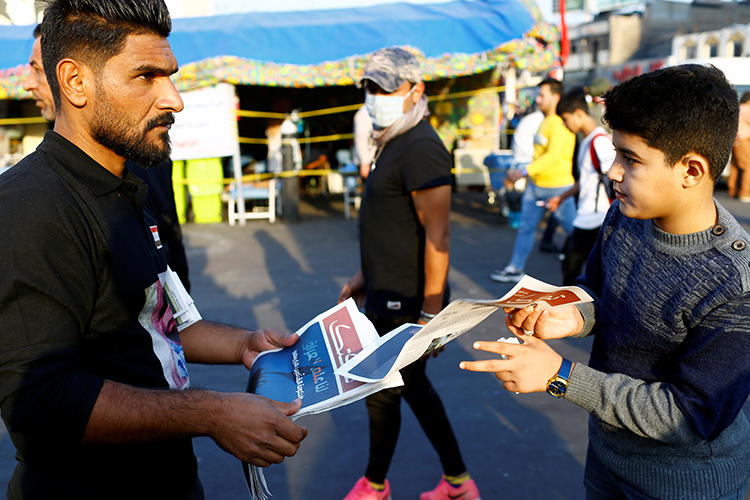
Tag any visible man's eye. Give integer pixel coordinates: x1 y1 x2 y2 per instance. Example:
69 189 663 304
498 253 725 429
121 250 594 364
139 72 155 80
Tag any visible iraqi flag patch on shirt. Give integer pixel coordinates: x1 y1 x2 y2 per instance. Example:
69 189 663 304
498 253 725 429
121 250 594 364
150 225 163 249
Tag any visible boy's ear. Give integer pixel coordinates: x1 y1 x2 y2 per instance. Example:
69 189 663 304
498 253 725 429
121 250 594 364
679 153 710 188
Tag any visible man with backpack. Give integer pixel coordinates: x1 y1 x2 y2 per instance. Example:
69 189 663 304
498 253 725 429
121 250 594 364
547 88 615 285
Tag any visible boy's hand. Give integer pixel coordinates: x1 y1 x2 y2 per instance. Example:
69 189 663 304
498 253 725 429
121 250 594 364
459 335 562 393
503 303 583 339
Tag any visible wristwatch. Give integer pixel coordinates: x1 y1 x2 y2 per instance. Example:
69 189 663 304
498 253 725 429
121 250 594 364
546 358 574 398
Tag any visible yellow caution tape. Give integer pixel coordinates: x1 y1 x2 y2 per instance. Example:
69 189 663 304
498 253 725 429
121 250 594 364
174 166 507 185
0 117 48 126
235 83 516 122
235 109 287 119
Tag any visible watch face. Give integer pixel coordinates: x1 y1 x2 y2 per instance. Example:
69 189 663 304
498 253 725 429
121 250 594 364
548 380 566 398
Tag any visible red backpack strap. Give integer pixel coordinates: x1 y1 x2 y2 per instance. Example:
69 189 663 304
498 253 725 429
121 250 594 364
588 133 608 173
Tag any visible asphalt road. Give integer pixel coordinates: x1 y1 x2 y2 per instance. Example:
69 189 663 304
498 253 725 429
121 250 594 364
0 189 748 499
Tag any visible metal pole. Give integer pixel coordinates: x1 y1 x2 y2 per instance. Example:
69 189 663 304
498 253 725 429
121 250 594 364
280 116 300 222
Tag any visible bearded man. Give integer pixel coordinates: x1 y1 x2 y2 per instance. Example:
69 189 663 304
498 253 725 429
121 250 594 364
0 1 306 498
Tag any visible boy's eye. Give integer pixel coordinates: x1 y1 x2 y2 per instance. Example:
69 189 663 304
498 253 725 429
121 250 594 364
139 72 155 81
617 153 636 166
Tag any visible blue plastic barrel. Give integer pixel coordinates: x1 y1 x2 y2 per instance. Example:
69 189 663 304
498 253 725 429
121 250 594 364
483 152 514 190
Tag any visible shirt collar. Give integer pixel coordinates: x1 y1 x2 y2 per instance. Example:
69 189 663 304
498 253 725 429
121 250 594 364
38 130 129 197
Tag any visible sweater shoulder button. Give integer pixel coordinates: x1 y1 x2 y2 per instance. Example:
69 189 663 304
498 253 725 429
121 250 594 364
712 225 725 235
731 240 746 251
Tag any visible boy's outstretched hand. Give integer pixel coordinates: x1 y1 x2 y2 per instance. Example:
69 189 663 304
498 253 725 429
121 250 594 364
503 303 584 340
459 334 562 393
458 304 584 393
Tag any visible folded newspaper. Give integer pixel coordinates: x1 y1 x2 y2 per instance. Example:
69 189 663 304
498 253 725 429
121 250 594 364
243 276 592 498
243 298 403 499
337 275 592 384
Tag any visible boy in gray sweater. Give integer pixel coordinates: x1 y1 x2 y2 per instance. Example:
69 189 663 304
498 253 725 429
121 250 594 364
461 64 750 499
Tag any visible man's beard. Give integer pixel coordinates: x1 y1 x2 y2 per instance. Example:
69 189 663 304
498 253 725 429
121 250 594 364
91 93 175 168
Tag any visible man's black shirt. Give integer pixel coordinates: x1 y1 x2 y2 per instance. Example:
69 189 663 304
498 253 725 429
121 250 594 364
0 132 196 498
359 119 452 318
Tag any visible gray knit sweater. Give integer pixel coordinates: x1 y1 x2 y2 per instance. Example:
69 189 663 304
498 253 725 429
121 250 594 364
567 200 750 499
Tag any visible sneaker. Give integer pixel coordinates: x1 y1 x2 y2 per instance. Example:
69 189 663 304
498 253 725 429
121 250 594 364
489 265 524 282
420 478 481 500
343 477 391 500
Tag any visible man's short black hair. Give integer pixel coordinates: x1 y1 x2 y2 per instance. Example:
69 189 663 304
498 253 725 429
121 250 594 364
32 24 42 39
556 87 589 116
40 0 172 109
603 64 738 180
539 77 563 96
740 91 750 104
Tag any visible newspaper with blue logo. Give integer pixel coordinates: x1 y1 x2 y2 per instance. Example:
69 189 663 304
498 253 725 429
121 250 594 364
244 298 403 499
244 276 592 498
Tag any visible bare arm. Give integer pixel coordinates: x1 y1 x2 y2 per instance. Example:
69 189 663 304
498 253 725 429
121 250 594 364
179 319 298 369
411 184 451 314
83 381 306 467
83 321 307 466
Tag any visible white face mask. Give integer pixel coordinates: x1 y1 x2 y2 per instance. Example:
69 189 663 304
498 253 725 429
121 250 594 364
365 85 416 129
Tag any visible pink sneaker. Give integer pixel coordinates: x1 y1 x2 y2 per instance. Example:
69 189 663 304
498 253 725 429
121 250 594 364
343 476 392 500
420 477 481 500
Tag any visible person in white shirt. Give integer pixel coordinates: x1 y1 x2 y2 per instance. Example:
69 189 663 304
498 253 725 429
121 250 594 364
546 87 615 284
353 105 376 179
504 108 545 228
510 108 544 167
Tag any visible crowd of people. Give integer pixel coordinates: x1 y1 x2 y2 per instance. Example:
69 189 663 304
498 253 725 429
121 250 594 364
0 1 747 499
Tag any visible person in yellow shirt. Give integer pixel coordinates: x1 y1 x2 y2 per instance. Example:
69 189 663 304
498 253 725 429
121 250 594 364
491 78 576 282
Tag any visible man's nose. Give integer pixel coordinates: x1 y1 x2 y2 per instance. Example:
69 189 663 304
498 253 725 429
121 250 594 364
156 79 184 113
22 72 36 92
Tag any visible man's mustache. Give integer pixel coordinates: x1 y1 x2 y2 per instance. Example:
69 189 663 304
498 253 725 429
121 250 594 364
146 113 175 130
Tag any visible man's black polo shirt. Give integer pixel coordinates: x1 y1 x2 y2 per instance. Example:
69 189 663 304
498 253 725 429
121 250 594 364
0 132 197 498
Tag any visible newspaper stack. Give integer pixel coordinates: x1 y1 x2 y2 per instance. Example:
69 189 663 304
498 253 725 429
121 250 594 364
244 276 593 498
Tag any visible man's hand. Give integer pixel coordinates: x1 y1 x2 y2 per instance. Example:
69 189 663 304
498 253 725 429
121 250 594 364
239 329 299 370
209 393 307 467
503 303 583 340
545 196 561 212
506 168 526 184
338 269 365 308
459 335 562 393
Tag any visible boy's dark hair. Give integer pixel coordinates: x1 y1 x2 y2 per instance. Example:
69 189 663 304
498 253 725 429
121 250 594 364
40 0 172 109
539 77 563 96
740 91 750 104
32 24 42 39
556 87 590 116
603 64 738 180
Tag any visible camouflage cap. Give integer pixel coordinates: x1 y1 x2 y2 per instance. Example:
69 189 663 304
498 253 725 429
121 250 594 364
360 47 422 93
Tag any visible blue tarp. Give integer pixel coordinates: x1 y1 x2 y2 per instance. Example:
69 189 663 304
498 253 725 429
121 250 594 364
0 0 535 70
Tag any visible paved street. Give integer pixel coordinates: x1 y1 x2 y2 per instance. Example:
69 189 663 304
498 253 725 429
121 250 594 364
0 189 748 499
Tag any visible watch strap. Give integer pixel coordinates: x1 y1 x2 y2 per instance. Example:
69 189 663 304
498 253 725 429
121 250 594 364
557 357 573 381
546 357 574 398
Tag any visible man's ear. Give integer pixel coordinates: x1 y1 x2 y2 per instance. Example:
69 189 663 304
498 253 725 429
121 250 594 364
56 58 89 109
410 81 426 105
680 153 710 188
